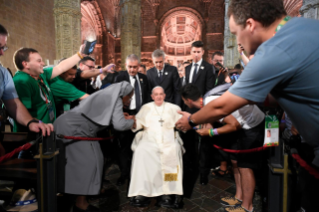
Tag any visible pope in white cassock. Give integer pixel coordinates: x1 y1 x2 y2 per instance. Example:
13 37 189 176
128 86 185 208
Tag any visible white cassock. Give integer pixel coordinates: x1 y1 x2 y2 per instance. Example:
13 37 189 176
128 102 185 197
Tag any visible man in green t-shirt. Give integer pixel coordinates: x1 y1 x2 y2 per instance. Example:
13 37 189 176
49 63 89 116
13 47 86 132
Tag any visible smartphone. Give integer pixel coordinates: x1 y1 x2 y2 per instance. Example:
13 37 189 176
83 40 97 55
216 61 227 72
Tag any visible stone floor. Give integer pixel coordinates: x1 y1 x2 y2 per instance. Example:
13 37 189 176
90 164 263 212
0 164 263 212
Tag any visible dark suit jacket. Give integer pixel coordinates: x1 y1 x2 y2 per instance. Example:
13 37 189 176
185 60 214 96
147 64 181 106
114 71 150 106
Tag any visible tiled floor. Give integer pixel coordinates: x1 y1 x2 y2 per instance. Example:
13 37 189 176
0 164 263 212
92 164 263 212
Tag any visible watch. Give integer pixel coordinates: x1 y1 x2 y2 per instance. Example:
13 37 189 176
188 116 197 128
26 119 39 129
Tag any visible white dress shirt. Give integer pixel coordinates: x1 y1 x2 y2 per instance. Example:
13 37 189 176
189 59 203 83
129 74 142 110
156 64 166 78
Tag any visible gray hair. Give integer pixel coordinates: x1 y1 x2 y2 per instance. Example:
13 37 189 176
126 54 140 63
152 49 166 59
152 86 165 94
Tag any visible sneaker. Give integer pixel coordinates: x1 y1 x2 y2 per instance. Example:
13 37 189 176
224 205 254 212
220 196 242 206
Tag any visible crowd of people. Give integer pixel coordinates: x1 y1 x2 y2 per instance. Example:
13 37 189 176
0 0 319 212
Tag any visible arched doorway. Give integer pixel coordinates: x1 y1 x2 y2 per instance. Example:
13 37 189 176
159 7 204 67
81 1 107 66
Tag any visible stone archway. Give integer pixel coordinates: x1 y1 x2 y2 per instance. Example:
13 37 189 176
81 1 107 66
158 7 204 66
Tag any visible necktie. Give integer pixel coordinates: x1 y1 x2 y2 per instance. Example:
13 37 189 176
192 64 199 83
159 71 163 80
134 76 141 111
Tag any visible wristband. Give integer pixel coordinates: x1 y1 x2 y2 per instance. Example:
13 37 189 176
39 120 43 124
77 52 83 59
213 129 218 135
99 68 103 74
240 52 243 56
281 120 286 123
188 116 197 128
26 119 39 129
209 129 214 137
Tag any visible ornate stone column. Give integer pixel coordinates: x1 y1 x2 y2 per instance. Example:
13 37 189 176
223 0 240 68
300 0 319 19
120 0 141 70
54 0 82 59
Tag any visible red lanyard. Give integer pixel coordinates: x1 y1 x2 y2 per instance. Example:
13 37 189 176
38 79 49 104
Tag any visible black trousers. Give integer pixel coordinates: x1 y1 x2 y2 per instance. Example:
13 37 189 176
297 143 319 212
116 109 137 179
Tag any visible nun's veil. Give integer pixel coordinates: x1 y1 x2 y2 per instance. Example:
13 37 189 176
77 81 133 126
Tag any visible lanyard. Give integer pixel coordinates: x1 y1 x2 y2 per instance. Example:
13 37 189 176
274 16 291 34
38 79 50 105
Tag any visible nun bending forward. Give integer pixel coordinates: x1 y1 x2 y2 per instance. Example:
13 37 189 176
54 81 135 212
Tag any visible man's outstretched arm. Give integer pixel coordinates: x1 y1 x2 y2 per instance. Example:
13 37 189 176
176 91 250 131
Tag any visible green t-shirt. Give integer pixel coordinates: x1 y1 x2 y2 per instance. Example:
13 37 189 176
13 67 56 132
49 76 86 111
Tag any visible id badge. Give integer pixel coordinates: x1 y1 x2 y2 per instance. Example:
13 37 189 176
264 115 279 147
47 103 55 121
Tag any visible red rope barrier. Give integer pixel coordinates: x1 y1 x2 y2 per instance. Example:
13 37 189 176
57 134 114 141
213 144 267 154
0 142 32 164
291 153 319 179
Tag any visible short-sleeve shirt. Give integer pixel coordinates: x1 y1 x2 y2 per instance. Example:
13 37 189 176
205 95 264 129
49 76 86 106
13 67 56 132
228 17 319 166
0 65 18 100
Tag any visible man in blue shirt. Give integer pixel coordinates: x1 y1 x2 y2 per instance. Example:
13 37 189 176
176 0 319 212
0 24 54 150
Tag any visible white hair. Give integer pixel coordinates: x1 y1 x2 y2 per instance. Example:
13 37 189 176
151 86 165 94
152 49 166 59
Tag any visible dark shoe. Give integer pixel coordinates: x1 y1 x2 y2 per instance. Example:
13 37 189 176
172 195 183 209
200 174 208 185
158 195 173 208
73 205 100 212
212 168 231 178
116 176 126 186
130 195 150 207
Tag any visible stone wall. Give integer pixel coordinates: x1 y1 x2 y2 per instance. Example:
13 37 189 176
0 0 56 73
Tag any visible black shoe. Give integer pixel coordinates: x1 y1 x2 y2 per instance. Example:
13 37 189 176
158 195 173 208
116 176 126 186
172 195 183 209
200 174 208 185
73 205 100 212
130 195 150 207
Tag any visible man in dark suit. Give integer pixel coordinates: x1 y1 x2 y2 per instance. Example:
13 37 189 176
211 51 228 87
183 41 214 191
147 49 181 106
114 54 150 185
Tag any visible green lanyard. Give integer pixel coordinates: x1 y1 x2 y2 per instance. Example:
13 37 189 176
275 16 291 34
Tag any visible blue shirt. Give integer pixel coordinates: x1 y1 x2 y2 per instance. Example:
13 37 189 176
0 65 18 101
229 17 319 167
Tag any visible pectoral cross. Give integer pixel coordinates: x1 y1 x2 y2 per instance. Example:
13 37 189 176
159 118 164 126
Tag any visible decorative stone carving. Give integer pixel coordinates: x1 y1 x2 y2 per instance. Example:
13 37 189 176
223 0 240 68
300 0 319 19
54 0 82 59
120 0 142 70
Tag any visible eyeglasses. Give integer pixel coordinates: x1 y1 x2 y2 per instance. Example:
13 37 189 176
213 60 224 63
83 63 95 69
0 45 8 52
